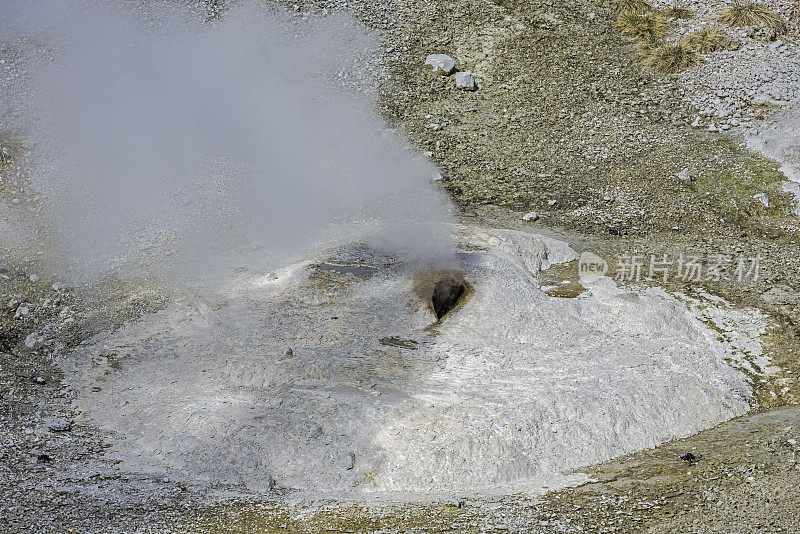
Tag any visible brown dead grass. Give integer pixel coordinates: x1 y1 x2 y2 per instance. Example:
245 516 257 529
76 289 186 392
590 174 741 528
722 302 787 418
683 27 731 52
616 10 672 40
637 40 699 73
719 3 786 33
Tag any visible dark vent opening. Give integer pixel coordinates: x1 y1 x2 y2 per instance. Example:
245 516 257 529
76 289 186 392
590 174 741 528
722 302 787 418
432 277 466 320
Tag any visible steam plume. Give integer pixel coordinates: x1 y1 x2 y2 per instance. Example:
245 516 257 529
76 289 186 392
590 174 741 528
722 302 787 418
1 1 453 283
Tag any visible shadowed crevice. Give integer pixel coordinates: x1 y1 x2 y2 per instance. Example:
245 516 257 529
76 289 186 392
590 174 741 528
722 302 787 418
432 277 466 319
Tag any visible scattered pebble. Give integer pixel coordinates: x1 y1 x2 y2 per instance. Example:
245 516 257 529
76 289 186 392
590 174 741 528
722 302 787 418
47 419 73 433
28 449 51 463
677 168 692 182
681 452 699 465
343 451 356 470
522 211 539 221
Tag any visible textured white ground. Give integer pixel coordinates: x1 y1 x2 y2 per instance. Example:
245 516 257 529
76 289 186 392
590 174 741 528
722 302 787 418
747 102 800 215
58 226 766 497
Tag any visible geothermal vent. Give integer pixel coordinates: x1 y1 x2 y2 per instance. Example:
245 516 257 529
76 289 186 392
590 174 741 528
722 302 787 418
432 277 466 319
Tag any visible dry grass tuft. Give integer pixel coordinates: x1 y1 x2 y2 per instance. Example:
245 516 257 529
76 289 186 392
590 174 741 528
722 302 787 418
0 130 25 173
637 40 699 73
683 27 731 52
719 3 786 32
665 6 694 19
616 11 672 40
607 0 653 13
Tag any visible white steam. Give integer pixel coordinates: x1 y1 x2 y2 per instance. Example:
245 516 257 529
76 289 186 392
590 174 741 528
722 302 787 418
2 1 453 282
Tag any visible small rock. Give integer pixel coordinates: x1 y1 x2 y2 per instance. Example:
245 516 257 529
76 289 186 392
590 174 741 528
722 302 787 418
29 449 51 462
522 211 539 221
753 94 771 106
278 347 293 361
446 498 466 508
32 376 46 385
547 199 557 206
676 168 692 182
691 116 702 128
425 54 456 75
47 419 73 433
24 333 37 348
681 452 699 464
454 71 477 90
343 451 356 470
753 192 769 207
785 182 800 216
29 274 40 283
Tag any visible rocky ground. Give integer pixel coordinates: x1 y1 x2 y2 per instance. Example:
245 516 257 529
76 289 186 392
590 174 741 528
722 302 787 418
2 0 800 531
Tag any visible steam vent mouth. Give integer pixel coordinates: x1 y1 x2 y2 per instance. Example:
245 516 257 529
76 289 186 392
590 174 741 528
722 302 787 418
432 277 466 319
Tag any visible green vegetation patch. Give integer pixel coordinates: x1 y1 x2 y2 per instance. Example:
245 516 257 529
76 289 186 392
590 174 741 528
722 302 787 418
176 499 483 533
693 157 793 221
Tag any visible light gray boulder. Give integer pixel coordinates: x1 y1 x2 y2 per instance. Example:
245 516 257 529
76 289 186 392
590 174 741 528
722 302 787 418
454 71 477 90
425 54 456 75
